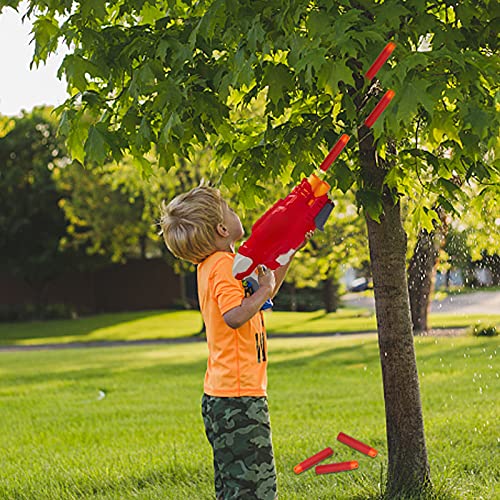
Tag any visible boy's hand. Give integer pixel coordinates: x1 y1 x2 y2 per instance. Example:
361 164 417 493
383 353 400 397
257 265 276 294
297 230 315 251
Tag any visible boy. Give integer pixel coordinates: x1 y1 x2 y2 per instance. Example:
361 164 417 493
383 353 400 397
160 185 302 499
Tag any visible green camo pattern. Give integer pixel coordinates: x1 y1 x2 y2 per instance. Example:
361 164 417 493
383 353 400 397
202 394 277 500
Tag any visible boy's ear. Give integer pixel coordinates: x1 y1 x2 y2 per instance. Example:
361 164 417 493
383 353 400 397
216 223 228 237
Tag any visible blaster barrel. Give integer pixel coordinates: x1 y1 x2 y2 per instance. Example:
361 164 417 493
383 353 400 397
319 134 350 172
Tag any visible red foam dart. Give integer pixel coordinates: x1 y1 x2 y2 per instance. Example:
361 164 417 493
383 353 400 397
316 461 359 475
319 134 350 172
365 42 396 80
337 432 378 457
293 447 333 474
364 89 395 128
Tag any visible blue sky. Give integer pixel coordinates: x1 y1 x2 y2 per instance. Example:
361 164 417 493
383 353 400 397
0 5 69 116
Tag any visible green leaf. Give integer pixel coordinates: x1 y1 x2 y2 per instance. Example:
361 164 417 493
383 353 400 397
79 0 107 21
438 178 461 200
317 59 354 95
61 54 102 93
160 112 182 145
84 125 108 164
412 204 439 233
135 117 154 152
62 112 89 165
463 108 490 140
263 63 293 105
247 17 265 51
357 190 383 223
334 161 355 193
140 3 164 25
307 11 330 39
395 79 435 123
437 194 459 216
374 2 411 29
31 16 60 64
132 154 153 179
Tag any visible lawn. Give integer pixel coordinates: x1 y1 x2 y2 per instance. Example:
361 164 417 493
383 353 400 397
1 308 499 346
0 334 498 499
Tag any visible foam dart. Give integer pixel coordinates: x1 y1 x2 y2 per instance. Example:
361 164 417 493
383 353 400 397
318 133 351 172
364 89 395 128
315 461 359 475
293 447 333 474
365 42 396 80
337 432 378 457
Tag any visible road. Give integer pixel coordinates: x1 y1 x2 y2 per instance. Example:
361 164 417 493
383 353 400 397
342 290 500 315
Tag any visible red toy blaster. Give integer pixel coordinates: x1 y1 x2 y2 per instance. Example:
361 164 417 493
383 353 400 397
232 43 396 281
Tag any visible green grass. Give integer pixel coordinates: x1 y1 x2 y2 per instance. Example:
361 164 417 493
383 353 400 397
1 309 500 346
0 335 498 499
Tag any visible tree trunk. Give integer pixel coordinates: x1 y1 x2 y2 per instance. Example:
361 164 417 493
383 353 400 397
359 127 431 496
408 230 438 334
408 209 449 334
323 278 339 313
445 268 451 289
140 235 147 259
290 283 297 312
178 271 191 309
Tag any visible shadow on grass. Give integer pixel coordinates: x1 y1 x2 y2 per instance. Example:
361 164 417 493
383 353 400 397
270 342 379 370
0 310 189 345
266 310 328 333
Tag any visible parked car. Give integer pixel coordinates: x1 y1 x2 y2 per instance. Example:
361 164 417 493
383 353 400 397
349 277 371 292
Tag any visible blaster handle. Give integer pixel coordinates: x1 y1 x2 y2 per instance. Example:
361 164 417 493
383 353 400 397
242 272 274 311
314 201 334 231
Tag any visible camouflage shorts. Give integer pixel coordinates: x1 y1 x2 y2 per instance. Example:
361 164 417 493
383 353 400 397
201 394 277 500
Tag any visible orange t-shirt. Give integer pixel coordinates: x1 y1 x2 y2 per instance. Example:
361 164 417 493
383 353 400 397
197 251 268 397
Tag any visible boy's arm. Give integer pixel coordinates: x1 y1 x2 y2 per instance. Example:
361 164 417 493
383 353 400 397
271 261 291 299
224 267 275 329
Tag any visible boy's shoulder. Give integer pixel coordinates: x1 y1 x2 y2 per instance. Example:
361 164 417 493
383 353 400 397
198 251 236 275
201 251 235 266
198 252 240 294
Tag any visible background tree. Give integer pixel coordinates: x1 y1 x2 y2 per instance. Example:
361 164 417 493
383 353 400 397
56 148 214 307
56 159 171 263
406 182 500 333
0 108 87 311
5 0 499 495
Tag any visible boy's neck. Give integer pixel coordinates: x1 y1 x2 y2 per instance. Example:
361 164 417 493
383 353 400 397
214 238 237 253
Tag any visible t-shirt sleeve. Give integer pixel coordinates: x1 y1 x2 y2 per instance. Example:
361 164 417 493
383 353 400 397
211 255 245 316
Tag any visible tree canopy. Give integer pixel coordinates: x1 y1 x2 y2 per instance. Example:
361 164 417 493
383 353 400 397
1 0 497 220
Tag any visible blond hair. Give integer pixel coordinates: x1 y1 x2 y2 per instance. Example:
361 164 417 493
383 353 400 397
160 186 225 264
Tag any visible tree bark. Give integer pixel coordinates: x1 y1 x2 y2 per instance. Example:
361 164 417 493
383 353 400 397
323 278 339 313
408 209 448 334
408 230 438 334
359 126 431 496
289 283 297 312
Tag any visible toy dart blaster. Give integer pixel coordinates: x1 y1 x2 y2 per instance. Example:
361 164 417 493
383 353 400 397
233 42 396 282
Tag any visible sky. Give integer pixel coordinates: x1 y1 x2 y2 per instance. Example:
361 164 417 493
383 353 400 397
0 5 69 116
